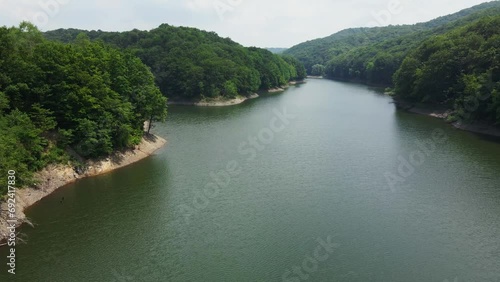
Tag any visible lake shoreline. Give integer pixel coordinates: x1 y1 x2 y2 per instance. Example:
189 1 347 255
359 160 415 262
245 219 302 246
0 134 167 245
395 100 500 137
168 93 259 107
168 81 306 106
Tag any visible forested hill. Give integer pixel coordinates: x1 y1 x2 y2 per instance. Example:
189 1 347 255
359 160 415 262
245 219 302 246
284 26 420 76
0 23 168 196
284 1 500 84
44 25 306 101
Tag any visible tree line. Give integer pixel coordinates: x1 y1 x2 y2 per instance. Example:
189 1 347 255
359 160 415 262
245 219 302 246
44 25 306 101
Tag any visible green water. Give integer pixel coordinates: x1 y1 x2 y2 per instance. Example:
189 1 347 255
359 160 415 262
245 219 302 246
2 79 500 281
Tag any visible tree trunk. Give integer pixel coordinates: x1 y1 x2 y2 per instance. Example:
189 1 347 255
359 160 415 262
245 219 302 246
147 116 153 134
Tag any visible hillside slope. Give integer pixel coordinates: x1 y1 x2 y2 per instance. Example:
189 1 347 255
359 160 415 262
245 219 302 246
45 25 306 102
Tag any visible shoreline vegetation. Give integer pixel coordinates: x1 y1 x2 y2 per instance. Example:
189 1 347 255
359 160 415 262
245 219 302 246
300 73 500 138
312 75 500 139
168 81 306 106
310 75 500 138
0 134 166 245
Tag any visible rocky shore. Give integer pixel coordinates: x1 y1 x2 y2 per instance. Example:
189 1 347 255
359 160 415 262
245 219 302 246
0 134 167 244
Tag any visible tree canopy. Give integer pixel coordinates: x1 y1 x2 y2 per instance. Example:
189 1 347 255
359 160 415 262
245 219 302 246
45 25 306 101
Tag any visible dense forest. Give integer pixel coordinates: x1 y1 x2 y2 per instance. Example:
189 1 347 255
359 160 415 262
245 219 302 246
284 25 422 76
394 15 500 124
284 1 500 85
44 26 306 101
0 23 167 196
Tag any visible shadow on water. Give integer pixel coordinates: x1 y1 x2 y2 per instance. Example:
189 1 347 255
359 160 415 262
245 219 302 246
471 131 500 144
394 108 500 145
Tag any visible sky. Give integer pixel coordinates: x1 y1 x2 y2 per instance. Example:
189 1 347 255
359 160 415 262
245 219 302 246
0 0 493 48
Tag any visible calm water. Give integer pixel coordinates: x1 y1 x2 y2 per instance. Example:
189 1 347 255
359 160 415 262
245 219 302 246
2 79 500 281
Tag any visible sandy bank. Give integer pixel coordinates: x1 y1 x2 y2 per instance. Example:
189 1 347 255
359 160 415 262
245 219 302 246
0 134 166 244
268 81 306 93
289 80 306 85
169 94 259 107
268 87 285 93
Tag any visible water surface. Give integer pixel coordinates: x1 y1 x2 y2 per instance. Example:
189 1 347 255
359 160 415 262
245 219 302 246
2 79 500 281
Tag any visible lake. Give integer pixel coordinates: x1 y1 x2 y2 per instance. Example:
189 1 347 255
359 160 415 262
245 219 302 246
2 79 500 281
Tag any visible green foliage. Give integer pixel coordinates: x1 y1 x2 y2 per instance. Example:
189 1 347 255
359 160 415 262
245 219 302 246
0 23 167 195
311 64 326 76
393 15 500 124
0 92 8 111
0 110 45 192
44 25 306 101
282 55 307 80
285 26 419 75
223 81 238 98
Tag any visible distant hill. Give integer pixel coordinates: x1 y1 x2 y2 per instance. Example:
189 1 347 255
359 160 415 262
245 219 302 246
267 48 288 54
284 1 500 85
